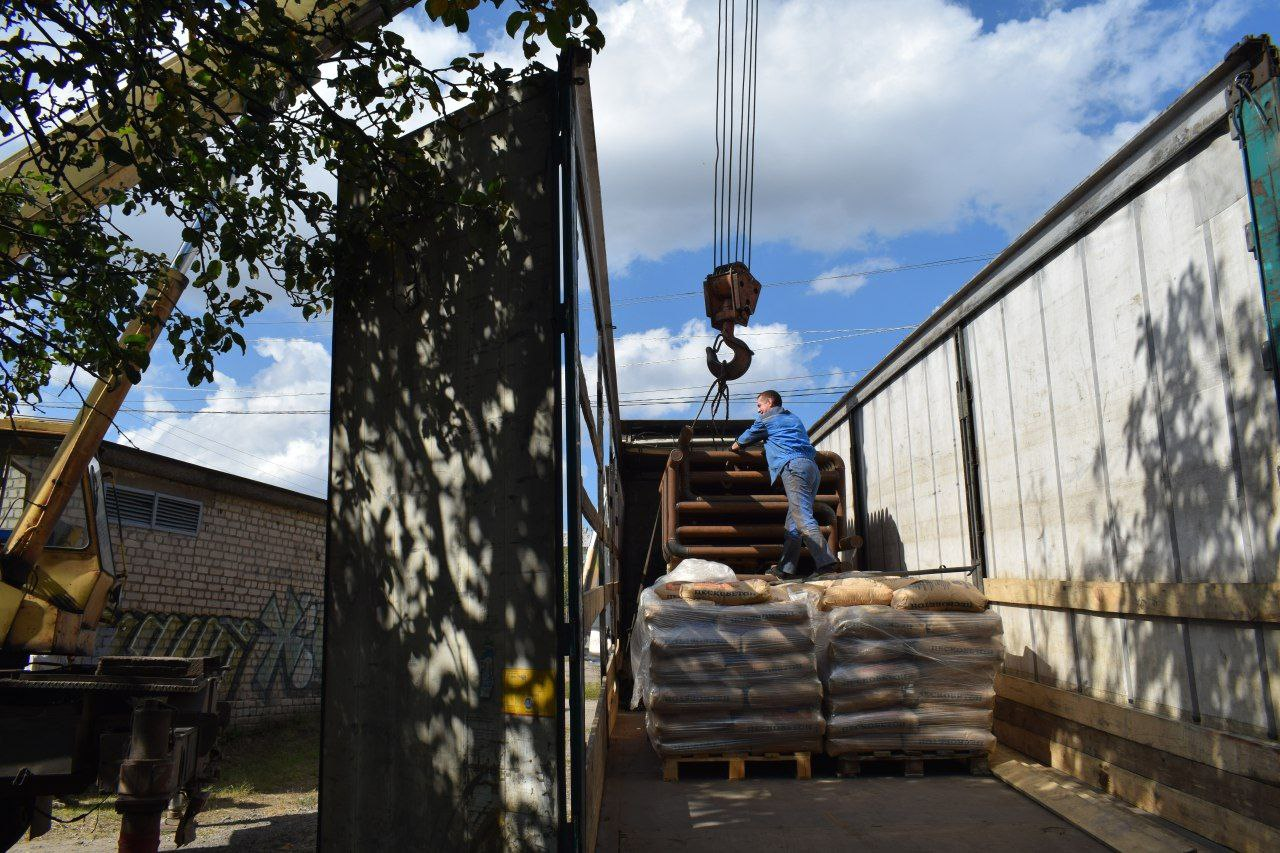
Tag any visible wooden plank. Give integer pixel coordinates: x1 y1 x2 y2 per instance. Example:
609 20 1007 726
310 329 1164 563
990 745 1203 852
985 578 1280 623
572 70 623 456
996 722 1280 852
578 358 604 469
995 697 1280 828
582 684 609 853
604 646 620 736
578 483 615 553
996 672 1280 787
581 534 598 588
581 581 616 633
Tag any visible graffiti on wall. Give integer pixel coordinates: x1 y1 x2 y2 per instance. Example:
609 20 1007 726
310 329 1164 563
108 587 322 703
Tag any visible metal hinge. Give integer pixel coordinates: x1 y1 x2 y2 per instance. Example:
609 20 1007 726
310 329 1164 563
1263 339 1276 374
1245 222 1257 256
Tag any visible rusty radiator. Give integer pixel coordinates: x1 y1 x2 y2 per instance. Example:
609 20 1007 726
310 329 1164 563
659 443 846 572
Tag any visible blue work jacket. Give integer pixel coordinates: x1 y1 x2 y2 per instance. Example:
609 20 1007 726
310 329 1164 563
736 407 817 483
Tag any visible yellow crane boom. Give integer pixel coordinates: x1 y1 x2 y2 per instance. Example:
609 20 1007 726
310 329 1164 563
0 0 412 650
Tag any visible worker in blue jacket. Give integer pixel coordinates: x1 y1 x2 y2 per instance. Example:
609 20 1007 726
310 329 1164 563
732 389 844 579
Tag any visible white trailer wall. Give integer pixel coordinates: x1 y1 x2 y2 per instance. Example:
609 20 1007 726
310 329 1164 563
811 55 1279 740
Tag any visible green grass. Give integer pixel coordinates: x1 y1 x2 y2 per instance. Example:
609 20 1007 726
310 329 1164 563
209 713 320 804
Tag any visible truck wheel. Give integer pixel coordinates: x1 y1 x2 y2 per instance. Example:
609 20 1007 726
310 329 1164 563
0 797 32 851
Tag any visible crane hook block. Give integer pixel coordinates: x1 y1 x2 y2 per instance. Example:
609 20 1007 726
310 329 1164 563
703 262 761 382
703 262 762 331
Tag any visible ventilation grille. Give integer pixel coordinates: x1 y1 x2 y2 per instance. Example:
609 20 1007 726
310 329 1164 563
154 494 202 534
106 485 202 536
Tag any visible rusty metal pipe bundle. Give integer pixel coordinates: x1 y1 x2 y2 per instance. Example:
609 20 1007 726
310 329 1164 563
660 447 847 571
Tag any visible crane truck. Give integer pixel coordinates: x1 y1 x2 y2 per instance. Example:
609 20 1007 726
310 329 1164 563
0 1 426 848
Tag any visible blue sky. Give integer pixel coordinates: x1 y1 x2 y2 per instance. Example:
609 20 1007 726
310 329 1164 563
25 0 1278 496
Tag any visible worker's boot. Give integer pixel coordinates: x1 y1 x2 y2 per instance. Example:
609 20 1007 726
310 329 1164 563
813 560 856 579
765 564 801 582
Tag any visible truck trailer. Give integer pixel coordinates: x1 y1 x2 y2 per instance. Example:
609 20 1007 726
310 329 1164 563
319 36 1280 853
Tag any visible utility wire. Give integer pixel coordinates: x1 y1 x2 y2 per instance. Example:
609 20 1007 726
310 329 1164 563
614 254 996 306
123 407 327 484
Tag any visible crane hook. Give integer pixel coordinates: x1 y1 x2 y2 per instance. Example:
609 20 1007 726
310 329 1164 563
706 326 754 382
702 261 762 382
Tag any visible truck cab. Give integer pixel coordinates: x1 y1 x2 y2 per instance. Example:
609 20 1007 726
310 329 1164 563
0 419 225 849
0 417 119 662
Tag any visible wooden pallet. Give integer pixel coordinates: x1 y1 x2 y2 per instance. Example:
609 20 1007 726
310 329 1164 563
662 751 812 782
836 749 990 778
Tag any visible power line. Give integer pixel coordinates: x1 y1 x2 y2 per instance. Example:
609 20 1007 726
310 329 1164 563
123 408 327 484
613 254 996 306
109 410 322 494
616 325 914 367
614 369 854 395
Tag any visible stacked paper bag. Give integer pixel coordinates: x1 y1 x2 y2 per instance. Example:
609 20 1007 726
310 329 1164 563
630 560 825 757
819 577 1002 756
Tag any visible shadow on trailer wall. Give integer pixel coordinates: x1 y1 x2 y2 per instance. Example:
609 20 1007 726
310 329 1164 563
321 48 625 852
810 34 1280 850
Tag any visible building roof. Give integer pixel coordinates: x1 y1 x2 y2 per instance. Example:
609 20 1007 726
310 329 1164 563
98 440 326 516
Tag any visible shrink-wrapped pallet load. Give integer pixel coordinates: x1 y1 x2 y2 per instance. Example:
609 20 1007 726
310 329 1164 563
820 578 1002 758
631 560 824 757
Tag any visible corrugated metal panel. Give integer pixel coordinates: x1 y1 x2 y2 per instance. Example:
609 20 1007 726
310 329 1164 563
818 127 1277 739
849 347 972 574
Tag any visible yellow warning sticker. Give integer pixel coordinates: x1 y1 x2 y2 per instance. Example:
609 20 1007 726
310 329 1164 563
502 667 556 717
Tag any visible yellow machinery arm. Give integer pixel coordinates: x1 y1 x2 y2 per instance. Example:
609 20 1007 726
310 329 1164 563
0 0 414 653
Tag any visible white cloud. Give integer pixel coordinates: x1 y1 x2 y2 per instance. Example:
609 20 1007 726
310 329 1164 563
585 318 854 417
560 0 1250 270
120 339 332 496
808 258 896 297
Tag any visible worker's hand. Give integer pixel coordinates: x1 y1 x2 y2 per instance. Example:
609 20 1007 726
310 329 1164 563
731 442 741 452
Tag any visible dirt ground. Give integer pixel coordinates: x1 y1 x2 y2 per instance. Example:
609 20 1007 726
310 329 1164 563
16 716 319 852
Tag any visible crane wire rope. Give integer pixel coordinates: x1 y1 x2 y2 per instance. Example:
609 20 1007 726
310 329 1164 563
714 0 761 269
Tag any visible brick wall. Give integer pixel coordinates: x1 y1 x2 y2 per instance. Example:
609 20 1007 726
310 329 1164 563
93 446 326 728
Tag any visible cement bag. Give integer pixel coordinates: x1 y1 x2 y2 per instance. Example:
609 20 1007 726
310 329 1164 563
829 606 927 640
737 625 813 655
916 667 1001 695
915 706 994 729
917 609 1003 637
645 683 748 714
629 559 738 709
650 731 826 758
914 685 995 709
651 624 739 657
647 708 824 740
641 597 811 630
820 578 894 609
891 579 987 612
905 636 1004 665
826 685 917 713
826 734 905 755
828 709 922 735
651 651 816 684
827 661 919 692
679 578 772 606
746 677 824 709
646 709 826 757
901 727 996 752
829 639 908 665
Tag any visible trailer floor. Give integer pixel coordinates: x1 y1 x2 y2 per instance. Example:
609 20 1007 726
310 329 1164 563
596 712 1105 852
